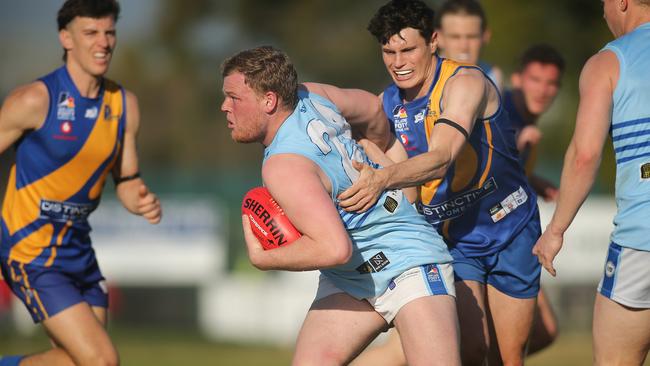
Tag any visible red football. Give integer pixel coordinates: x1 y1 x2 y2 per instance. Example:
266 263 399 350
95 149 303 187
241 187 302 250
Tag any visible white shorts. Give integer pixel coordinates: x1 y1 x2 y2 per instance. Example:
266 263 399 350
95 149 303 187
598 242 650 308
314 263 455 323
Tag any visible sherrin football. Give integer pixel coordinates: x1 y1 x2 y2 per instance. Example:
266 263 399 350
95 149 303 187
241 187 302 250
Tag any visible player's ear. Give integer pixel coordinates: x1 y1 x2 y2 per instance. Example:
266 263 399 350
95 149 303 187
482 28 492 45
429 31 439 54
511 72 522 88
262 91 278 113
59 28 73 52
618 0 628 11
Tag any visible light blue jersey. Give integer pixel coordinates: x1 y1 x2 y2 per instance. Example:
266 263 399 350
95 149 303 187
264 88 452 299
604 22 650 251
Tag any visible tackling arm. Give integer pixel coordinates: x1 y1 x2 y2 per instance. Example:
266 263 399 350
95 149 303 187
337 69 487 212
242 153 352 271
533 51 617 276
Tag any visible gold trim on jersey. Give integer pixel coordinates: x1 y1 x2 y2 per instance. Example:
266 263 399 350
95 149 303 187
420 59 496 235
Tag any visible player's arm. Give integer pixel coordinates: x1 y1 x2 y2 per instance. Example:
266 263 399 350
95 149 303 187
303 82 391 151
242 153 352 271
533 50 617 276
338 69 486 212
0 82 48 154
359 137 418 203
113 91 162 224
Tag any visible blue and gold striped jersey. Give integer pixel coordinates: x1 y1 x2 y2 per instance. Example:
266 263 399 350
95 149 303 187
1 66 126 270
383 58 537 257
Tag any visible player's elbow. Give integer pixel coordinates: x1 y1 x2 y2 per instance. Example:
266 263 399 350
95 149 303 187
325 237 353 266
573 148 601 171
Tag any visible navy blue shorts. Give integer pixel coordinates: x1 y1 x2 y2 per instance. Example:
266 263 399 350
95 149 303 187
0 258 108 323
449 213 542 299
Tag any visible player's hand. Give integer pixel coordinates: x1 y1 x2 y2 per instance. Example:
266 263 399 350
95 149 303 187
517 125 542 151
241 215 266 269
530 175 559 202
337 161 386 213
137 185 162 224
532 227 564 277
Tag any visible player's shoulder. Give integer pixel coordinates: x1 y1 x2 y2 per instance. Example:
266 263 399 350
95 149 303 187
1 81 49 128
580 50 619 84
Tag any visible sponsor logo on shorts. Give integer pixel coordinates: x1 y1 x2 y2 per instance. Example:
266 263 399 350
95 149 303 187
426 265 441 282
641 163 650 180
99 280 108 294
39 199 98 223
418 177 498 223
356 252 390 274
605 260 616 277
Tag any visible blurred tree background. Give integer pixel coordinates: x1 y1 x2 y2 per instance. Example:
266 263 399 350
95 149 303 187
0 0 615 268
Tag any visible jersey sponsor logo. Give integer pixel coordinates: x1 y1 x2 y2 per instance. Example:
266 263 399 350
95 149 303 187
641 162 650 180
85 106 98 119
56 92 75 120
39 199 98 223
54 121 78 141
356 251 390 274
400 133 409 145
489 186 528 223
392 105 409 131
414 111 425 124
418 177 498 223
103 105 119 121
382 190 402 214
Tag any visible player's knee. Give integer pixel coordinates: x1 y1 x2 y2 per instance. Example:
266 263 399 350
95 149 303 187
78 346 119 366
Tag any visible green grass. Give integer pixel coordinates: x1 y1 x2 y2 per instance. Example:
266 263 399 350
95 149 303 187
2 328 649 365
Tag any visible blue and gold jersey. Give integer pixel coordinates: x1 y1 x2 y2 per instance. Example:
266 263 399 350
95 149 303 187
264 88 452 299
383 58 537 257
1 66 126 270
502 89 538 175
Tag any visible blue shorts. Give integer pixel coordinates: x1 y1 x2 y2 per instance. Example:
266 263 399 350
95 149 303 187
0 257 108 323
449 213 542 299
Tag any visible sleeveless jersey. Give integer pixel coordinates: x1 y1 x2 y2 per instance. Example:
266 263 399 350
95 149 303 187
503 89 538 175
603 22 650 251
383 58 537 257
478 60 500 89
1 66 126 270
264 89 452 299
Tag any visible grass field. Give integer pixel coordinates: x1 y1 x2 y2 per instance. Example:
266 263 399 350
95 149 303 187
1 328 649 365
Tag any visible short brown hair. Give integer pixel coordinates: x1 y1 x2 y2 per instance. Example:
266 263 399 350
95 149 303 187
57 0 120 30
221 46 299 111
435 0 487 32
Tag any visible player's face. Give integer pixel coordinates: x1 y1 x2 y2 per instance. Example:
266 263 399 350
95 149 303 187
437 14 484 64
60 16 116 77
221 72 268 143
381 27 437 100
518 62 561 115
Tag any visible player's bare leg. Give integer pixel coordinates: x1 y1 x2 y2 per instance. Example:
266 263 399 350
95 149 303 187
350 329 406 366
293 293 387 366
527 289 558 355
486 284 536 366
456 280 490 365
21 303 117 366
393 295 460 366
593 293 650 365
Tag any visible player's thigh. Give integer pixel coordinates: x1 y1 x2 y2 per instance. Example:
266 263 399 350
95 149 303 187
394 295 460 366
294 292 386 366
486 284 536 363
593 293 650 365
42 302 118 366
